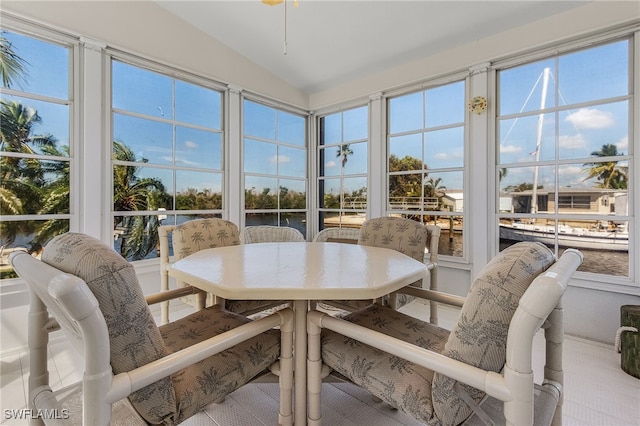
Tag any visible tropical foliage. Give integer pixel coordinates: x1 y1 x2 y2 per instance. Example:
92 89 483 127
0 99 65 248
388 154 428 199
245 186 306 210
112 140 167 259
0 31 28 89
582 143 628 189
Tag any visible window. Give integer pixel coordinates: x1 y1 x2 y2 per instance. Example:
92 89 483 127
496 38 632 278
0 29 72 277
111 60 224 261
387 80 466 257
243 99 307 235
318 105 368 231
558 195 591 210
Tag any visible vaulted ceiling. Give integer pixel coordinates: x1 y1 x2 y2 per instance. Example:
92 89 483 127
156 1 590 94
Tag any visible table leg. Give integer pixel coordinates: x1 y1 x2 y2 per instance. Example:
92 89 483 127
293 300 307 425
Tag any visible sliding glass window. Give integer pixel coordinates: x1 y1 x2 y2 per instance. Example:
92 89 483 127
243 99 307 235
0 29 73 277
387 80 466 258
318 105 368 232
496 38 632 278
111 59 224 261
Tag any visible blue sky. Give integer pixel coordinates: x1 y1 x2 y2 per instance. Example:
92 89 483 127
2 30 630 198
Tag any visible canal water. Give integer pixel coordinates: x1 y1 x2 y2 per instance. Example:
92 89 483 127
439 229 628 277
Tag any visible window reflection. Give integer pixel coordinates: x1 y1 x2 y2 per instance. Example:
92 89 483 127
244 100 307 235
0 30 72 275
387 80 466 257
318 106 368 234
497 39 631 277
112 60 224 260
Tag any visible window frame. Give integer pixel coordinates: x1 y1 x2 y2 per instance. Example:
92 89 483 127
492 32 637 290
241 95 309 236
384 77 468 260
0 22 79 278
316 104 369 233
108 52 228 261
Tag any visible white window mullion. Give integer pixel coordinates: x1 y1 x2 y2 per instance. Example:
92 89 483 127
227 84 243 225
368 92 385 219
468 63 491 277
79 37 107 242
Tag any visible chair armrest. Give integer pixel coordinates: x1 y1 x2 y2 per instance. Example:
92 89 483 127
308 310 510 401
395 286 465 308
108 307 294 403
145 285 205 306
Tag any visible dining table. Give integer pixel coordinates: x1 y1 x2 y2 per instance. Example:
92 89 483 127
168 241 427 425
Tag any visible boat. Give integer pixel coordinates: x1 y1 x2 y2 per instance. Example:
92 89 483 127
499 222 629 252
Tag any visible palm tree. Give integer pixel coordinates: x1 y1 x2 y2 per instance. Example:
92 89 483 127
113 140 166 259
0 101 58 246
0 31 28 89
425 177 446 198
33 144 71 246
425 177 447 209
1 100 57 166
336 144 353 168
336 144 354 208
582 144 628 189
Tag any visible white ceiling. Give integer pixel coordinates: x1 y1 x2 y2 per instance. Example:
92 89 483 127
156 1 589 94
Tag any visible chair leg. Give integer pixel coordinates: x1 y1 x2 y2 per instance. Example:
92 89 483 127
28 294 49 426
307 310 325 426
278 308 294 426
429 268 438 325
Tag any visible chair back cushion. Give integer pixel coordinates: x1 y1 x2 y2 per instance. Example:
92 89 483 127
358 217 427 262
172 218 241 259
431 241 554 425
359 217 427 308
42 233 177 424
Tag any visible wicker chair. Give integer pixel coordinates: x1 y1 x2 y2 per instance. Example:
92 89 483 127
308 242 583 426
312 227 361 244
159 219 287 323
11 232 294 426
239 225 305 244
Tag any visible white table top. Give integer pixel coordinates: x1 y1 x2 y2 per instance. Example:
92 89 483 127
168 242 426 300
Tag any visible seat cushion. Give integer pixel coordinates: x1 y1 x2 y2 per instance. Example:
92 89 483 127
321 304 450 424
42 233 177 424
431 242 555 425
224 299 286 315
160 305 280 423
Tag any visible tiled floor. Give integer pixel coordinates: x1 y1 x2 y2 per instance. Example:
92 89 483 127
1 302 638 425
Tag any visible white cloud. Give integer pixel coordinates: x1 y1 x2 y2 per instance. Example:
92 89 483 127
325 160 337 168
559 165 582 176
184 140 198 149
559 134 586 150
269 155 291 164
565 108 614 129
500 144 522 154
616 136 628 152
